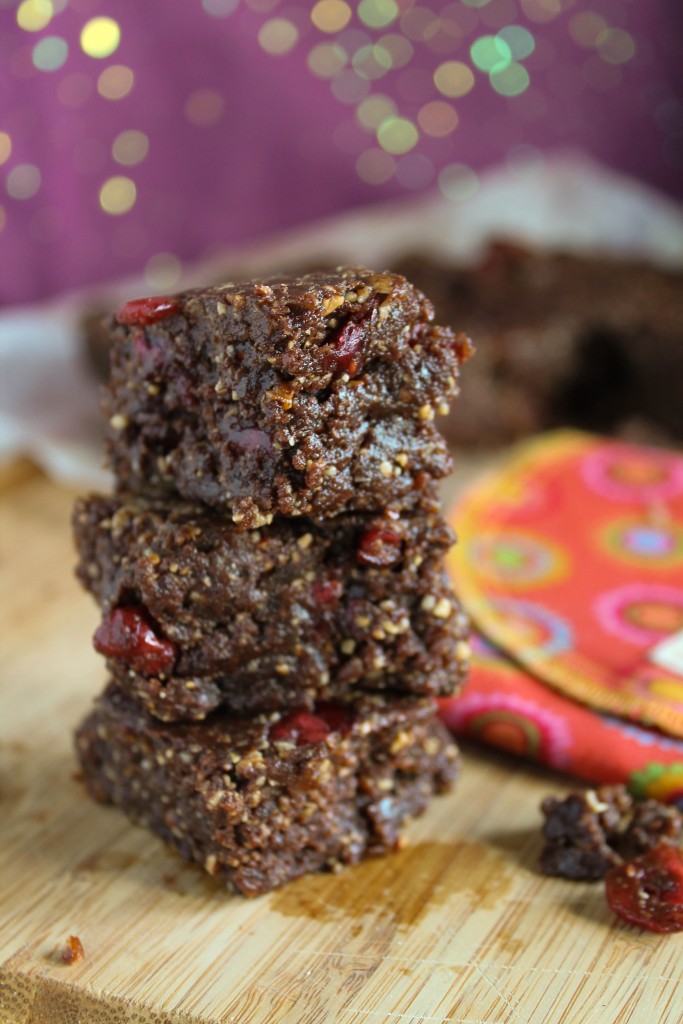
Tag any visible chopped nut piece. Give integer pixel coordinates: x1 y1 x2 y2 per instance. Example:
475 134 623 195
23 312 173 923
322 293 344 315
432 598 452 619
266 383 295 410
370 274 394 293
454 640 472 662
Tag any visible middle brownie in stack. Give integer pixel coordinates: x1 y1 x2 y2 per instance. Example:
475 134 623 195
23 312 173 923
74 266 473 895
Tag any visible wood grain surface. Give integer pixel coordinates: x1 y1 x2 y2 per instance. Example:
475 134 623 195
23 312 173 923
0 470 680 1024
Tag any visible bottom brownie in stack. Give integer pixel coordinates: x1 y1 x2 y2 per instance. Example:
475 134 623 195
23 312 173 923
76 685 459 896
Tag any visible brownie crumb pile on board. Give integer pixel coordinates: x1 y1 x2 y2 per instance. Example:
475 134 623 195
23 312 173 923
73 266 473 896
539 784 683 933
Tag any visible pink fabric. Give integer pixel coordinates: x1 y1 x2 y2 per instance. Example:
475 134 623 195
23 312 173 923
1 0 682 305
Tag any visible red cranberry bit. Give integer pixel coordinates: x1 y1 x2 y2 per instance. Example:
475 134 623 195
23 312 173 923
311 578 343 605
93 606 177 676
315 701 353 734
269 710 332 746
357 525 403 567
324 320 365 376
116 296 180 326
605 844 683 933
61 935 85 965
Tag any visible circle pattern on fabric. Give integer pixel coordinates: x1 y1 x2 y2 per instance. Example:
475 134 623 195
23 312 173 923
582 446 683 504
602 518 683 568
594 584 683 646
631 668 683 709
469 531 568 588
490 597 574 658
447 691 572 766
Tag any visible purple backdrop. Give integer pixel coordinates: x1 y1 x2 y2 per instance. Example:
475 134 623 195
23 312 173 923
1 0 682 306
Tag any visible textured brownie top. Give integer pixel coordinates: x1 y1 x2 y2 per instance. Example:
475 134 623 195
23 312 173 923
395 243 683 445
103 267 472 526
73 491 469 718
76 684 459 895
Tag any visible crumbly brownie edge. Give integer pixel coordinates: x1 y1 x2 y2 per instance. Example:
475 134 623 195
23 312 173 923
73 493 470 718
75 686 460 896
540 785 683 881
102 266 471 523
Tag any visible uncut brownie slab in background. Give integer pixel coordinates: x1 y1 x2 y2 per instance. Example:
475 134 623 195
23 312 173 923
396 242 683 447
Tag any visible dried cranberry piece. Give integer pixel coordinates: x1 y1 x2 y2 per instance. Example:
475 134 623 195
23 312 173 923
269 710 332 746
324 320 365 377
93 606 177 676
605 844 683 933
357 525 403 567
315 701 353 734
116 296 180 326
311 578 343 605
270 703 352 745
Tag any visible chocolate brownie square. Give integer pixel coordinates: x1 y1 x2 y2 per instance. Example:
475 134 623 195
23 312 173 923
74 492 470 720
75 685 460 896
102 267 472 526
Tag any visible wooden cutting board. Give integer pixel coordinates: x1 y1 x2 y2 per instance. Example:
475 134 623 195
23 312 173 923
0 468 680 1024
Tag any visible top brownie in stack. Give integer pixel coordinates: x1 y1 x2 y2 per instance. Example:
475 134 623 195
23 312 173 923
103 267 473 527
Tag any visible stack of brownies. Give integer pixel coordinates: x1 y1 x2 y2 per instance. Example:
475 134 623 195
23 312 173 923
73 267 473 896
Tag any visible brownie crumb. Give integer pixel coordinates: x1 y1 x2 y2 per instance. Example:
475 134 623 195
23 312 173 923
540 785 683 881
60 935 85 964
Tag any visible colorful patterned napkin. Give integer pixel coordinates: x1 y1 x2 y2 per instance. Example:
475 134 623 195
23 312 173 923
442 431 683 803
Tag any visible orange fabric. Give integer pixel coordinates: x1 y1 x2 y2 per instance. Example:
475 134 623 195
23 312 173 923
442 432 683 801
